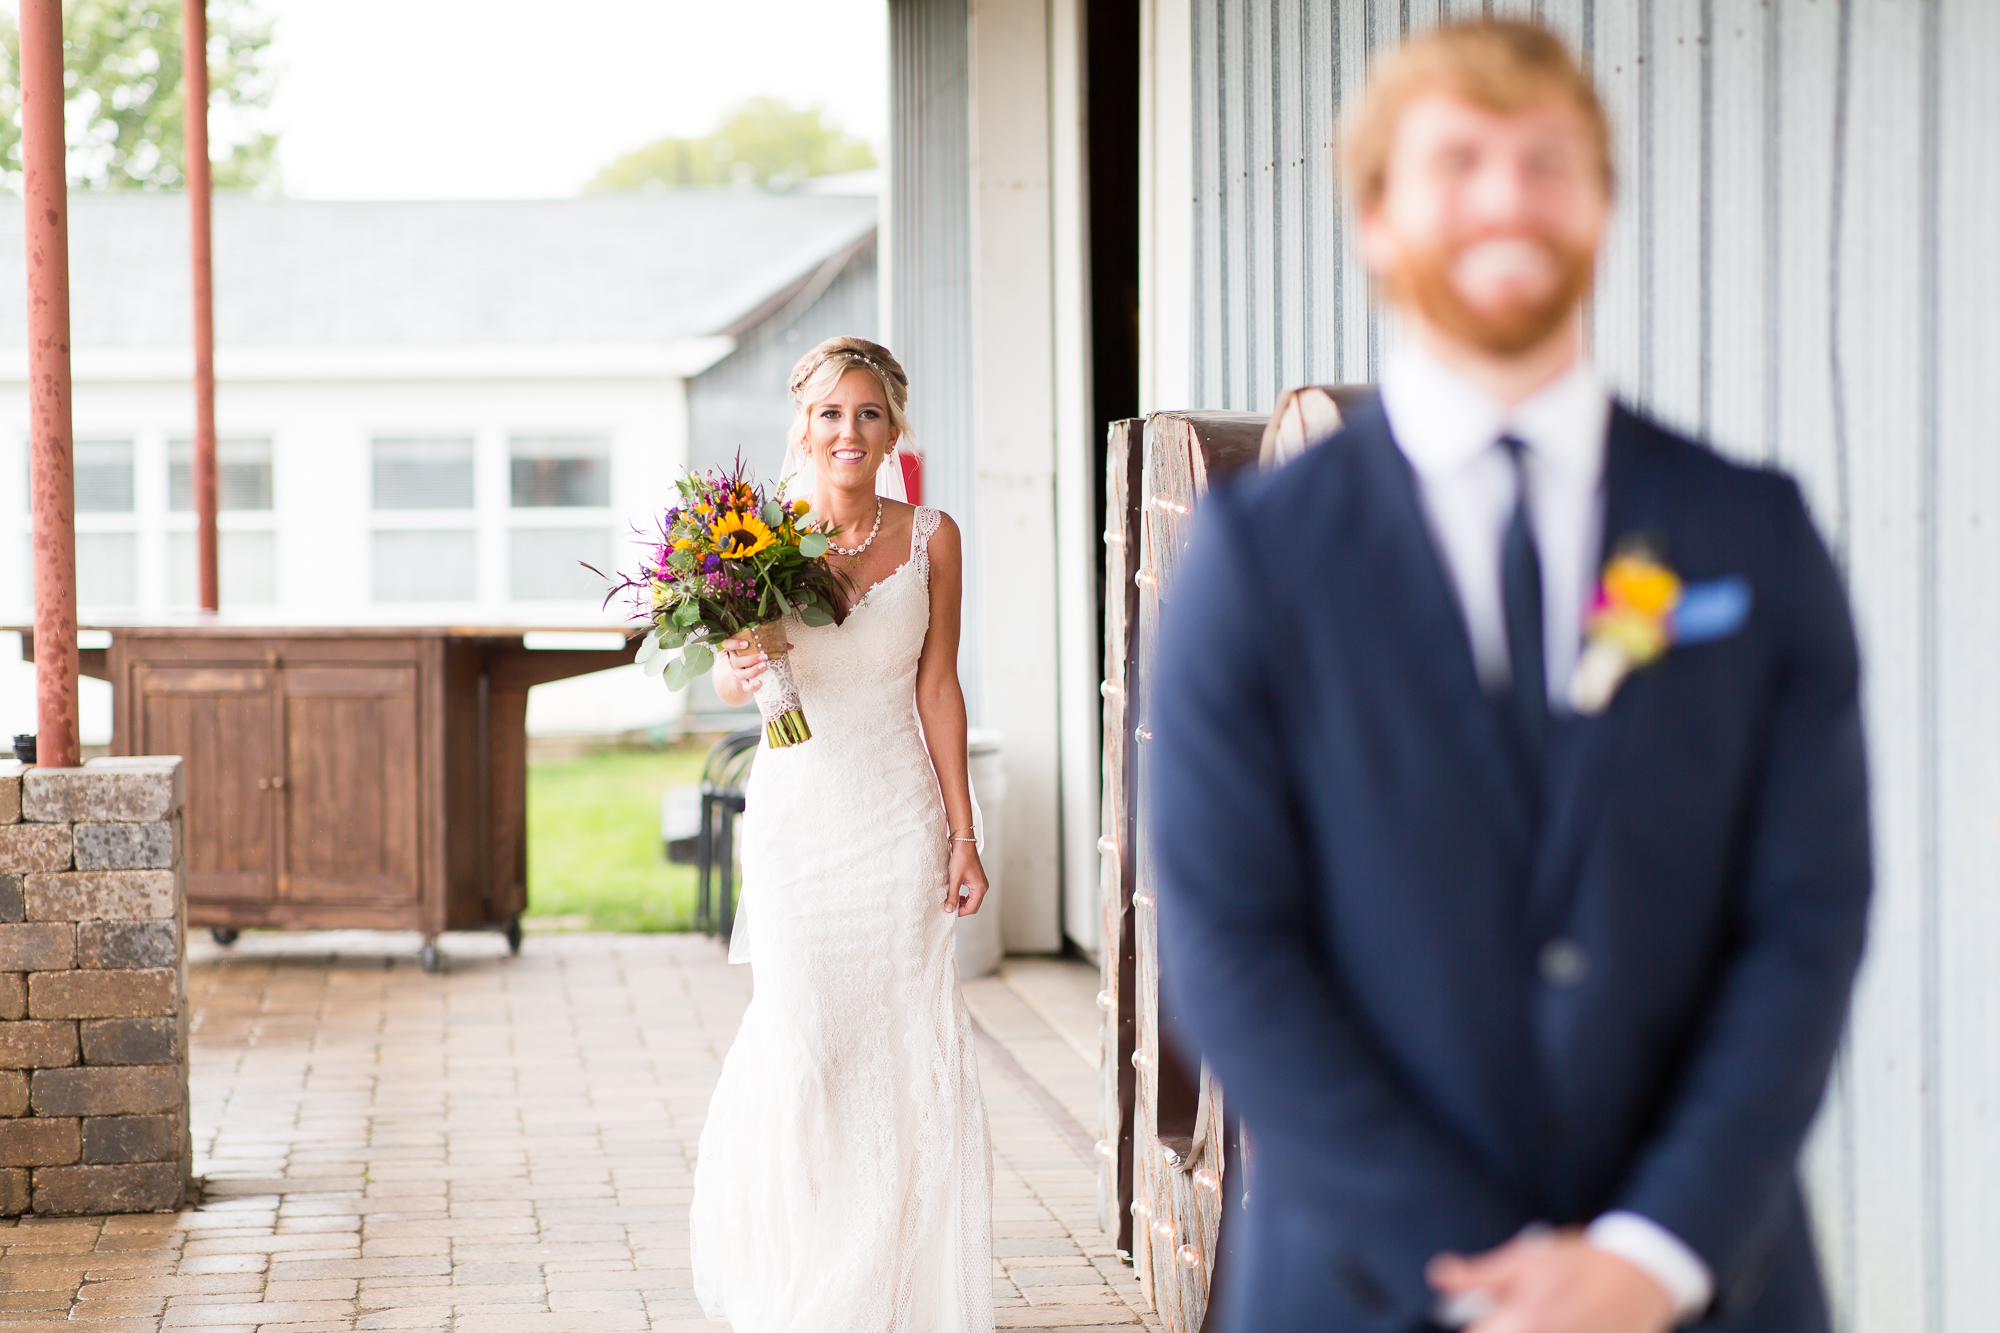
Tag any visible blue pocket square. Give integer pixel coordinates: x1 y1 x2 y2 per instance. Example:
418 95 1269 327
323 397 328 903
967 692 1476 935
1672 576 1752 644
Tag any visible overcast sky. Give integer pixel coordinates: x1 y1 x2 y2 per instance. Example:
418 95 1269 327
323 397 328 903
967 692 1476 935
210 0 887 198
262 0 887 198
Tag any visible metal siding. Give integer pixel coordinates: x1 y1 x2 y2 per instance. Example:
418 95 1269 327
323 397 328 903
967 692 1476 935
687 246 880 482
1934 3 2000 1327
1178 2 1995 1326
889 0 980 720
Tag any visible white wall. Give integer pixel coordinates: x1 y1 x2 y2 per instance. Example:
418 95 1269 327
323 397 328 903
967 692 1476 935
0 362 693 742
967 0 1064 954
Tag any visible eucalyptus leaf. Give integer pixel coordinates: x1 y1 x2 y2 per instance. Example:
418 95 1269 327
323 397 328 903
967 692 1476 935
657 623 688 649
762 501 785 530
673 601 701 626
634 634 662 666
682 642 716 676
662 655 690 690
799 604 834 627
799 533 829 559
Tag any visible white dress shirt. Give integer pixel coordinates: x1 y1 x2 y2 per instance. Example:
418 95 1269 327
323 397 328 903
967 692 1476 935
1380 342 1607 703
1380 342 1715 1321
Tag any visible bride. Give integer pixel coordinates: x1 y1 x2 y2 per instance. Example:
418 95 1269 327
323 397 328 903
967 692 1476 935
689 337 995 1332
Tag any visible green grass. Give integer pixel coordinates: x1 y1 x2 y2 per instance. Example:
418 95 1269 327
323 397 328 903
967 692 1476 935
525 744 714 933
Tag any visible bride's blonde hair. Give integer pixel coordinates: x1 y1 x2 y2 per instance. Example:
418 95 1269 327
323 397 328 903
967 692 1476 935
786 337 913 460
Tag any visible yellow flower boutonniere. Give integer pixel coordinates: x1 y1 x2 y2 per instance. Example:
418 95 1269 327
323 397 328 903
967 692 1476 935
1569 543 1754 714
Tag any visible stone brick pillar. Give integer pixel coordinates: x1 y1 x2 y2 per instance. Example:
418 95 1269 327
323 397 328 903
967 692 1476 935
0 757 190 1215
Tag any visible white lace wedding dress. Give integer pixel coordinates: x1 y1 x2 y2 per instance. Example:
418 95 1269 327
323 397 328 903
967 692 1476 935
690 506 994 1333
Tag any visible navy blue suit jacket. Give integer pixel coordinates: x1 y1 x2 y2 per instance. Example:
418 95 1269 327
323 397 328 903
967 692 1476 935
1149 400 1870 1332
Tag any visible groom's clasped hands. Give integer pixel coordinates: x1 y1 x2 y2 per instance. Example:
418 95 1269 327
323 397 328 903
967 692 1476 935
1428 1231 1675 1333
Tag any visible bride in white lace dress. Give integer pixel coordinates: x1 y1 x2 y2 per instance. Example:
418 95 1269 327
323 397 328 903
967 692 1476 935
689 337 994 1333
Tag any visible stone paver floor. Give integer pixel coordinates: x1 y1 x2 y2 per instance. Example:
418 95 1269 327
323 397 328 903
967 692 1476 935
0 931 1157 1331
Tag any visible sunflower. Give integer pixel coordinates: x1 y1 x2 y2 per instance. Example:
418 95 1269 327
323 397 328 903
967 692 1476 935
711 511 777 559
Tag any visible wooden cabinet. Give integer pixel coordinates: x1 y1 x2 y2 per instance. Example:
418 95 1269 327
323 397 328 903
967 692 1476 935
70 626 638 960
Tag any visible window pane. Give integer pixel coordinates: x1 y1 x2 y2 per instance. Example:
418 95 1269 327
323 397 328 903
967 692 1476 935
168 530 277 605
169 438 274 512
509 527 612 601
373 437 474 510
373 530 477 601
74 439 134 513
510 435 610 507
76 532 136 605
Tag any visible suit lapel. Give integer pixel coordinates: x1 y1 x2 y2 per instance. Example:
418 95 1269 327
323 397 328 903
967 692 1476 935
1347 403 1536 846
1525 406 1669 937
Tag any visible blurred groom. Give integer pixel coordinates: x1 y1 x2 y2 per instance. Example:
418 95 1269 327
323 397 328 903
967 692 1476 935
1150 20 1869 1333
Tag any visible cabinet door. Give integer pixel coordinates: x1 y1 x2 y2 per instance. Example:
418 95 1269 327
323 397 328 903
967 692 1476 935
133 664 277 902
280 665 421 904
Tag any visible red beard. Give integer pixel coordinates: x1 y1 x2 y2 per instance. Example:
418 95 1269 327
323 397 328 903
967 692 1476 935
1386 232 1596 356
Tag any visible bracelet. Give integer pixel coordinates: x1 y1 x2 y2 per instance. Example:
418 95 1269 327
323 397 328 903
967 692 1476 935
950 835 978 843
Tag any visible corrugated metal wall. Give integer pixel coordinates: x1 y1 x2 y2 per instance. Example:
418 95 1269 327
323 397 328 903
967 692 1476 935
889 0 982 722
1182 2 2000 1329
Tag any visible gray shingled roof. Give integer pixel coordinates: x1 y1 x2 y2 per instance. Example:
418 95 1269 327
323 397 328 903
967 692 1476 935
0 191 877 346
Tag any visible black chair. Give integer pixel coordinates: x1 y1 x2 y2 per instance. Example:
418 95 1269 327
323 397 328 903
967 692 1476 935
695 728 761 940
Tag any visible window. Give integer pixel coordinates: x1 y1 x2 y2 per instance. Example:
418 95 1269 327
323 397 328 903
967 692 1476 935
169 438 274 511
509 528 612 601
168 531 278 605
372 530 477 602
510 435 610 508
373 437 474 510
76 532 137 606
74 439 134 513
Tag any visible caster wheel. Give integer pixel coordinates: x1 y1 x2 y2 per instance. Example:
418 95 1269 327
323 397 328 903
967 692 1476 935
419 941 441 973
210 927 240 946
505 917 523 955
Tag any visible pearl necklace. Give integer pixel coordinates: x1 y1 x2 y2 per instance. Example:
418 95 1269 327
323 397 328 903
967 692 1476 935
826 500 883 558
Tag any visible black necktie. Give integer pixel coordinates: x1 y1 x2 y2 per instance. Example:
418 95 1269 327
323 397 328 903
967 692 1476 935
1499 435 1548 778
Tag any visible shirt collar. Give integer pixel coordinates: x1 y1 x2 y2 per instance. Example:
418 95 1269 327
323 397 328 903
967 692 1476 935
1381 340 1609 479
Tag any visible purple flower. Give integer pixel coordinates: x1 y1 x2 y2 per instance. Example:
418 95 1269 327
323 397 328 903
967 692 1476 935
703 553 722 573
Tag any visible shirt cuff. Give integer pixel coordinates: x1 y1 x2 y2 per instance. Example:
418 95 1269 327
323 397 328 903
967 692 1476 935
1585 1211 1713 1321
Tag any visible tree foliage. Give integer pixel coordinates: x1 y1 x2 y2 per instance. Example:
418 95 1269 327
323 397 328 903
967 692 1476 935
589 97 875 192
0 0 279 192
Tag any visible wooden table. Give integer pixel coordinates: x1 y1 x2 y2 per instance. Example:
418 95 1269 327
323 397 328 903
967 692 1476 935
23 623 639 971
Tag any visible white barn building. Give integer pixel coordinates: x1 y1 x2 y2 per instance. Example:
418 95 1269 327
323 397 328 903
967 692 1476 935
0 188 877 743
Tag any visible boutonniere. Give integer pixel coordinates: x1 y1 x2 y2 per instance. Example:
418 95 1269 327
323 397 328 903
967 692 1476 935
1569 542 1753 714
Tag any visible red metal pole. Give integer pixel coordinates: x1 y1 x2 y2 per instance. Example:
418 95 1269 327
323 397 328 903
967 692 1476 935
183 0 219 612
20 0 79 769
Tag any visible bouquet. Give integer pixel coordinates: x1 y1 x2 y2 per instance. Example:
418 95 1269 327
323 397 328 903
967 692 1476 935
610 458 846 748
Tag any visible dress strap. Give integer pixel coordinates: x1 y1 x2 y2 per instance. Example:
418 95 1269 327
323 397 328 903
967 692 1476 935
909 506 942 585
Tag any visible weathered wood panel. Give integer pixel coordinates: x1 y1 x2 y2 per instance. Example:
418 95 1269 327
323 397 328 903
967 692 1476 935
1097 418 1144 1252
1128 409 1262 1331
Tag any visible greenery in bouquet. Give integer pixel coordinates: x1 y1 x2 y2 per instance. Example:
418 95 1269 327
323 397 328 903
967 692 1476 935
609 457 847 693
